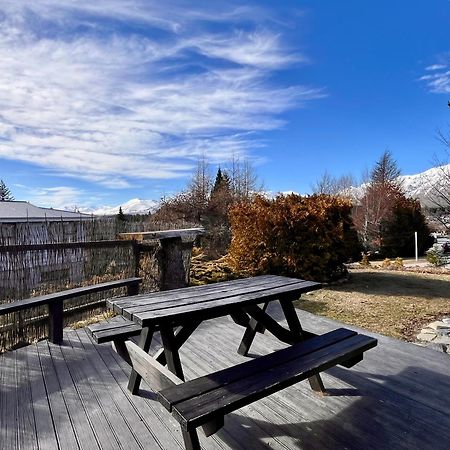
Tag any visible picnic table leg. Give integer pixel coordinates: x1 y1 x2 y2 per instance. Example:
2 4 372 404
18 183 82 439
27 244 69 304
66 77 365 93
159 325 200 449
128 326 154 394
160 326 185 381
279 298 326 395
237 302 268 356
182 430 201 450
154 321 201 366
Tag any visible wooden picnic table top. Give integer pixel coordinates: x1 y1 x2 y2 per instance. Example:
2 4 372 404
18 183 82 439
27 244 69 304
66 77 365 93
107 275 321 328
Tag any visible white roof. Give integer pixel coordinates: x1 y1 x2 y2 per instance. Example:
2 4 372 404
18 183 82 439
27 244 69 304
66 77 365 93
0 201 92 223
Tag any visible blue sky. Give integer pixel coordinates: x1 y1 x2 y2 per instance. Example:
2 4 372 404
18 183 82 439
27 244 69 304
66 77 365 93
0 0 449 210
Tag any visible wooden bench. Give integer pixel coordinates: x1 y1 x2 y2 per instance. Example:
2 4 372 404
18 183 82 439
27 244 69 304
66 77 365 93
157 328 377 450
88 315 142 344
0 277 141 344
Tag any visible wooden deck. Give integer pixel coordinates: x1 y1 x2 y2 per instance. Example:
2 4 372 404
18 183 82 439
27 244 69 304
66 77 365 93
1 306 449 449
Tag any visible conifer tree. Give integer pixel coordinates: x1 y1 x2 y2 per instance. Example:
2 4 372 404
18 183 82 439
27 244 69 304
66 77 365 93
0 180 14 201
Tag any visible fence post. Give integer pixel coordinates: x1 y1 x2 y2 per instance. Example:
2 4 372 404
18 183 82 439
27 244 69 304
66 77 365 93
159 237 186 291
127 280 140 296
48 302 64 344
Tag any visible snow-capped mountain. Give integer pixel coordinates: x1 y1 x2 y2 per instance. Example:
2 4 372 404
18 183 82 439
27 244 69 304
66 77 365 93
348 164 449 206
81 198 159 216
399 165 448 206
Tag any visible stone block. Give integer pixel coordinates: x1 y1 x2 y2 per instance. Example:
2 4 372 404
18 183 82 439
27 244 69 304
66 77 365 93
427 321 450 331
417 332 436 342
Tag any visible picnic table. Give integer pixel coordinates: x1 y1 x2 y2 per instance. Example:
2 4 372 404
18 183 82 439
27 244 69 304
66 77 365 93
88 275 377 450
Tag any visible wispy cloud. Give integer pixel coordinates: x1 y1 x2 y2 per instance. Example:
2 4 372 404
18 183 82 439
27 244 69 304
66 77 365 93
425 64 447 71
0 1 323 187
25 186 87 210
420 58 450 93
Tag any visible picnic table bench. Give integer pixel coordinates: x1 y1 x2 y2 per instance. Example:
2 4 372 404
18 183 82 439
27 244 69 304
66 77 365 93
88 275 377 450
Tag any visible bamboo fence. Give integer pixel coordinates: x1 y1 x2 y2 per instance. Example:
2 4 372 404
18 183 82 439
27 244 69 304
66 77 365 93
0 217 172 351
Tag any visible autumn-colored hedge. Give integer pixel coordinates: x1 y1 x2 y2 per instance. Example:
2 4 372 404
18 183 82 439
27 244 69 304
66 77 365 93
228 194 359 282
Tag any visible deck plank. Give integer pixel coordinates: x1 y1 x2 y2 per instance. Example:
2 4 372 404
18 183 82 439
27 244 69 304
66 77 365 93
59 331 122 450
65 331 142 450
47 342 100 450
76 329 163 450
26 344 60 449
0 350 17 449
36 339 80 449
15 347 38 450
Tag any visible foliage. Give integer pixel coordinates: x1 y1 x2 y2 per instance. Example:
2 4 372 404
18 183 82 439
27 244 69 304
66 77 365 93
228 194 359 282
352 151 404 252
359 253 371 267
152 156 261 258
380 197 433 257
426 248 446 267
0 179 14 201
352 150 433 257
381 258 391 268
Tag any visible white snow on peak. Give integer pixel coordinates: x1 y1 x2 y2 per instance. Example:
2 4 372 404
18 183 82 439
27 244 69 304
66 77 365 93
81 198 159 216
347 164 450 206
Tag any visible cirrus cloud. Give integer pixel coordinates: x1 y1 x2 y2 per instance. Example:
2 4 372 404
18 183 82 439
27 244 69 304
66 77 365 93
0 0 324 188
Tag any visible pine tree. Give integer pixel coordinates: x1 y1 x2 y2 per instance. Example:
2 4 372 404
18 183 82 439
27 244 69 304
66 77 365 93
212 167 224 194
117 206 126 222
0 180 14 201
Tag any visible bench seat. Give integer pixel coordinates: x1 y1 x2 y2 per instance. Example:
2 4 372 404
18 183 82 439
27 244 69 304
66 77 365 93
158 328 377 435
88 316 142 344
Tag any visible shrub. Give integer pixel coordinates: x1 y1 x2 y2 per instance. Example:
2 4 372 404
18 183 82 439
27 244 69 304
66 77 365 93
228 194 359 282
426 248 446 267
359 253 371 267
381 258 391 268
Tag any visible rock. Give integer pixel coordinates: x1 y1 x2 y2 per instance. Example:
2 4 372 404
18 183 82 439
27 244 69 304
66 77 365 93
417 332 436 342
432 335 450 345
427 321 450 331
442 317 450 325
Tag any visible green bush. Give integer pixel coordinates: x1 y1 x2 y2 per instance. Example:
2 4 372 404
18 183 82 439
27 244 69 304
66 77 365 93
228 194 359 282
426 248 446 267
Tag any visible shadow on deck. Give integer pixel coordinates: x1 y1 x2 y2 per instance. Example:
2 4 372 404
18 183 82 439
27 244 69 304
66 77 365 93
1 308 449 449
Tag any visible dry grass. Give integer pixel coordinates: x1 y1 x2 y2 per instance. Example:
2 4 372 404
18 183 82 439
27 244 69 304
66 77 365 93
69 310 115 329
296 268 450 341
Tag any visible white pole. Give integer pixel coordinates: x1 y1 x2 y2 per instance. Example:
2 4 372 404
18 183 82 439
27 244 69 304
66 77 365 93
415 231 418 261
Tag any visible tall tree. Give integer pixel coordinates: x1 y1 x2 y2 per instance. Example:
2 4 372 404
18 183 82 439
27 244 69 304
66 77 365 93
188 155 212 221
0 180 14 201
353 151 404 251
312 171 356 197
228 154 260 200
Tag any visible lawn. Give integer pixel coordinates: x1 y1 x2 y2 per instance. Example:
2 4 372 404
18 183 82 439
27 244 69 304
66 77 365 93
296 268 450 341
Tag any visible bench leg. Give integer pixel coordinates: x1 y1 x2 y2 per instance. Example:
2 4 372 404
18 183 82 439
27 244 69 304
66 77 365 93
182 430 200 450
128 326 154 394
237 302 268 356
49 302 64 344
